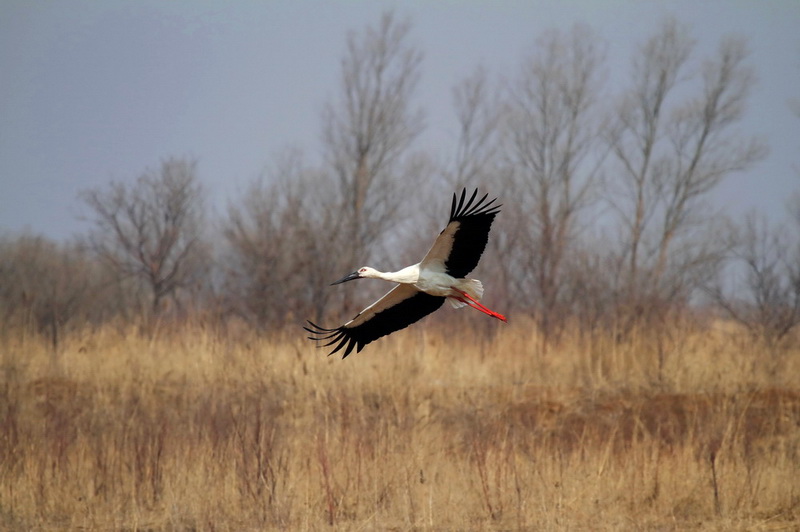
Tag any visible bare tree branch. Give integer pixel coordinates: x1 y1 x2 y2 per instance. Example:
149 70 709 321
606 19 766 311
497 25 606 341
79 157 208 323
708 212 800 352
321 11 425 268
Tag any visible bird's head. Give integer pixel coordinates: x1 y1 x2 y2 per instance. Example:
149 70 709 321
331 266 379 285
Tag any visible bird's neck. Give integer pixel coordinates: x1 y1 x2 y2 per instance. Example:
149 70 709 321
379 265 419 284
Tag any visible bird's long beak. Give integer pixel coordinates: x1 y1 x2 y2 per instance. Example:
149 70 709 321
330 271 361 285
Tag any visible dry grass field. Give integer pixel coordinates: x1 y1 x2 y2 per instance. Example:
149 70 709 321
0 316 798 530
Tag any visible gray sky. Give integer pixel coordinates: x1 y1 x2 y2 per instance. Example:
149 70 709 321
2 1 798 241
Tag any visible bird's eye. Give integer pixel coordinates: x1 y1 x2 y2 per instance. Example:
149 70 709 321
359 268 366 273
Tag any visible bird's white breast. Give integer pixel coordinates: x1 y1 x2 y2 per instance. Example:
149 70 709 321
414 268 457 297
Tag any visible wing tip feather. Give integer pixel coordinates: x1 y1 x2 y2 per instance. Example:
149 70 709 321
450 187 501 221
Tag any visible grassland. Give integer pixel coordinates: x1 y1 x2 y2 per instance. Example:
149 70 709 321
0 315 798 530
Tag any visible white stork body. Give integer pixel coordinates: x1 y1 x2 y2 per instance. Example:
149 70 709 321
305 188 506 358
355 265 483 303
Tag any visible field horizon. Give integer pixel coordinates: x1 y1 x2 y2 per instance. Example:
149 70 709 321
1 316 798 530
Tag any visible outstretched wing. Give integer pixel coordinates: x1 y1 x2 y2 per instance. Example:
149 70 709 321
304 284 445 358
420 188 501 278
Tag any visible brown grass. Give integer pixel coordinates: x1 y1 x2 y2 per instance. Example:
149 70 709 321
0 316 798 530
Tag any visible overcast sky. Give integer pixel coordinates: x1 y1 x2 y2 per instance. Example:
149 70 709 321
2 1 798 241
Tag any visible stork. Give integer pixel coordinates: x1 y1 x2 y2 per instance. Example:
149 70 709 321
305 188 507 358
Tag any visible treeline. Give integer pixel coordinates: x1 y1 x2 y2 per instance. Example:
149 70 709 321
2 13 799 356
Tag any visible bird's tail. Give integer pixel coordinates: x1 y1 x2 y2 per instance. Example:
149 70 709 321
448 279 484 309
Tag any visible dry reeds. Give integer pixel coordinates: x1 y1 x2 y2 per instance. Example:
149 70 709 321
0 318 798 530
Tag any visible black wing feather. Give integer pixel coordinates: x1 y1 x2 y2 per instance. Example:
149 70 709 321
443 188 501 278
304 292 445 358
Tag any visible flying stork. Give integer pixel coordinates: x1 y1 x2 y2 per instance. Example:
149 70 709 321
305 188 507 358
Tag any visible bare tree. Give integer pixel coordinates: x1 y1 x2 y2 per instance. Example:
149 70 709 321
0 234 102 352
446 65 503 189
498 25 606 342
223 151 345 327
606 19 693 294
80 157 208 324
223 13 428 328
708 212 800 366
606 19 767 315
321 11 425 269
